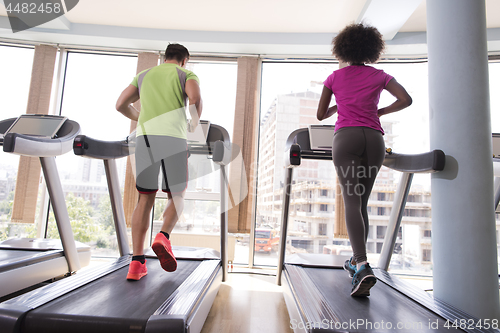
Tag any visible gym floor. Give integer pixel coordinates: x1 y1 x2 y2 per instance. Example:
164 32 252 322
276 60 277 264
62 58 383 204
201 268 293 333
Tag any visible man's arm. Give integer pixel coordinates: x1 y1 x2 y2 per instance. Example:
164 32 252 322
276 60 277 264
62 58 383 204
185 79 203 131
116 84 140 121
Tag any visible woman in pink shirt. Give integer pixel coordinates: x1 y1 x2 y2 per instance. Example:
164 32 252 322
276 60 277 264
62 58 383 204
317 23 412 297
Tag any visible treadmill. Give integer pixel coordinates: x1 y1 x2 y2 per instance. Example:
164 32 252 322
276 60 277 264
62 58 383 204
0 120 231 333
276 126 497 333
0 115 90 299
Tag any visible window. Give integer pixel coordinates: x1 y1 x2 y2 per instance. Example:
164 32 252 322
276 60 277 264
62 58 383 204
46 52 138 256
185 62 237 138
424 230 431 238
254 62 338 266
489 61 500 133
319 223 327 236
0 45 35 241
408 194 422 203
291 239 313 252
0 45 34 119
423 249 432 262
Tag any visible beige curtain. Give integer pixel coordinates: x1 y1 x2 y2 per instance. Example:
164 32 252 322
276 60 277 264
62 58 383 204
228 57 261 233
123 52 159 227
11 45 57 224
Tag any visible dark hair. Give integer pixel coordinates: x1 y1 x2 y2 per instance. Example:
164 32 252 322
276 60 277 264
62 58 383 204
165 43 190 63
332 23 385 64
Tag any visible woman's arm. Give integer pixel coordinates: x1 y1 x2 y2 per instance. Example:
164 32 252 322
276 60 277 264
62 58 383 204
378 78 412 117
317 86 337 121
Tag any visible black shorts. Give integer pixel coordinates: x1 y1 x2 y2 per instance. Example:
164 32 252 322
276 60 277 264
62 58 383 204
135 135 188 194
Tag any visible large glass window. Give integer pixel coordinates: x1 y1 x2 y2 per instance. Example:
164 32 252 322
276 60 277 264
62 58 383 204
0 45 35 240
255 61 434 280
256 62 338 266
49 51 138 256
490 61 500 270
149 61 238 259
186 61 237 136
490 61 500 134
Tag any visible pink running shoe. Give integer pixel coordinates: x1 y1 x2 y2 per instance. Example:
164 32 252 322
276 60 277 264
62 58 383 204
152 233 177 272
126 260 148 281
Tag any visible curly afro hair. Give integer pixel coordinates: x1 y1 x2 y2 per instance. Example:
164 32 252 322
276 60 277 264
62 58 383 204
332 23 385 64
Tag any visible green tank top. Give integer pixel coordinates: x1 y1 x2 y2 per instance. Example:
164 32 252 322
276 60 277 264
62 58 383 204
131 63 199 139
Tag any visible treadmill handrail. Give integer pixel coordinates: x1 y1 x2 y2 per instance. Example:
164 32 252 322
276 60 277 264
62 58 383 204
284 127 446 172
383 150 445 173
73 135 133 159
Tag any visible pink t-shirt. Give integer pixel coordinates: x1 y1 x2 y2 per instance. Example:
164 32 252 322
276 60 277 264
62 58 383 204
323 65 393 134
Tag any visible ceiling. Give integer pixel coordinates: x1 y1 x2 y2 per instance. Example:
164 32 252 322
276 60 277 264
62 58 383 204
0 0 499 57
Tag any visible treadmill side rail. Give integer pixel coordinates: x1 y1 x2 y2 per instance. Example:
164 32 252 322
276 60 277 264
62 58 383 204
2 256 130 310
145 260 222 333
146 316 186 333
0 304 32 333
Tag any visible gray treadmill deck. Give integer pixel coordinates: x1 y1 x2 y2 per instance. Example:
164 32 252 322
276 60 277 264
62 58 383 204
286 264 466 333
22 259 203 333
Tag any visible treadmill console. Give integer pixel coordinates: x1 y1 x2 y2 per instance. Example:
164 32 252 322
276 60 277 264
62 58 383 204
308 124 335 150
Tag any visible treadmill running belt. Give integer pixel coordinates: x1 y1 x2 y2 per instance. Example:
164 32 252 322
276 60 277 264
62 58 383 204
23 259 202 333
300 266 462 332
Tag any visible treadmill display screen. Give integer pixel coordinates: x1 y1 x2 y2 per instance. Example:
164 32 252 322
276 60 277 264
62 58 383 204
6 115 67 138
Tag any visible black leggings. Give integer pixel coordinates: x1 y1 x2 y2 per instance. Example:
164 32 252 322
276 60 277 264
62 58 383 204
332 126 385 263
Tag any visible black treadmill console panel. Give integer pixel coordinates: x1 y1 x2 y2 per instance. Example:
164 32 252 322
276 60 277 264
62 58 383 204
432 149 446 172
73 135 88 155
2 133 16 153
290 144 301 166
212 140 224 163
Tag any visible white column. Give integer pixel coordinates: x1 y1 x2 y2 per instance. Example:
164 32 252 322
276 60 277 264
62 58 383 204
427 0 500 319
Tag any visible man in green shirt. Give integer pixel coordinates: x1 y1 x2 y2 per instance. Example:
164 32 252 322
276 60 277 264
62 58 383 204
116 43 202 280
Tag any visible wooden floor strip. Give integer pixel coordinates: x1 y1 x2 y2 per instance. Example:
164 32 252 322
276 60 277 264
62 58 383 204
201 272 293 333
